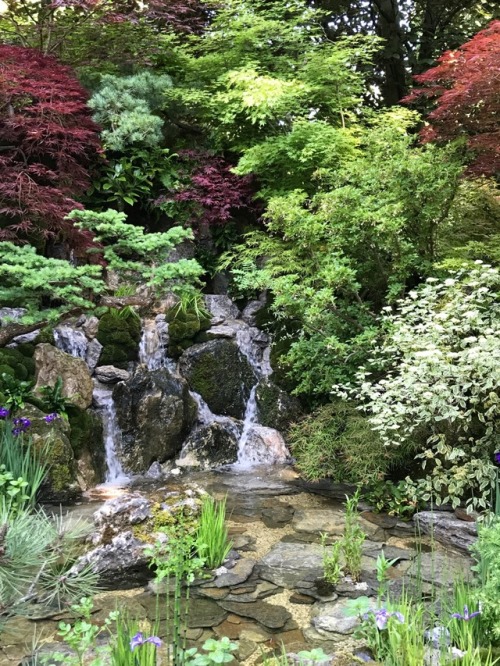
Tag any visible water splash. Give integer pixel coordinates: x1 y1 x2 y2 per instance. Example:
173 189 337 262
235 385 259 468
189 390 241 436
93 386 129 485
54 325 88 359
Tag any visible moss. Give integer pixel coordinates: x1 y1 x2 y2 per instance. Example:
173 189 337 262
166 305 211 344
67 405 100 457
97 310 141 368
33 431 74 492
16 343 35 358
35 326 55 345
0 347 36 387
0 364 15 378
133 498 201 544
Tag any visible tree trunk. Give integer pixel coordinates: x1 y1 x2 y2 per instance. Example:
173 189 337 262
0 321 47 348
373 0 408 104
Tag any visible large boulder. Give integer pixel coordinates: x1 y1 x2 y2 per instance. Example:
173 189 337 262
204 295 240 324
255 379 302 432
180 340 256 419
113 367 197 473
239 426 290 465
34 343 93 409
414 511 477 553
177 421 242 469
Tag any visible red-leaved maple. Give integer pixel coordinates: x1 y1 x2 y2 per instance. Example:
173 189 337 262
404 20 500 177
0 46 102 250
156 150 255 231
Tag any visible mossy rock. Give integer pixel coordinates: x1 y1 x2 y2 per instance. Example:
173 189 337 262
0 347 36 387
34 327 55 345
0 364 15 378
179 339 256 419
255 378 302 432
15 343 35 358
166 305 211 344
21 404 80 501
97 311 141 369
67 405 105 486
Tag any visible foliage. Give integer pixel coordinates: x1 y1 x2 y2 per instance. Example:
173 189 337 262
362 480 423 519
184 637 238 666
471 517 500 640
0 45 102 249
0 466 31 514
97 307 142 368
38 377 72 418
0 373 33 413
195 494 232 570
341 491 365 581
320 534 342 585
69 209 203 292
88 72 172 152
222 110 464 396
0 421 48 511
289 401 390 484
404 21 500 177
335 263 500 510
0 507 97 626
109 613 160 666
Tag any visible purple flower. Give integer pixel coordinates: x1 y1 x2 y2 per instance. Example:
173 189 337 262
0 407 9 419
365 608 405 630
12 417 30 436
494 451 500 465
44 412 60 423
130 632 162 651
451 605 480 621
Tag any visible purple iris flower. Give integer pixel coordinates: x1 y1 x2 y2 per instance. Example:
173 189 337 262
365 608 405 630
130 632 162 651
451 605 480 621
12 417 30 436
44 412 60 423
494 451 500 465
0 407 9 419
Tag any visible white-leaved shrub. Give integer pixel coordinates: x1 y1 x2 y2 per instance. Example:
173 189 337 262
333 262 500 510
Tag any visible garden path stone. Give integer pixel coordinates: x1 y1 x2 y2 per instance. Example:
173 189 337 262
255 541 324 587
217 600 292 629
291 509 386 541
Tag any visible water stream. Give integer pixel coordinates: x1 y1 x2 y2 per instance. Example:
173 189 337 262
93 386 129 485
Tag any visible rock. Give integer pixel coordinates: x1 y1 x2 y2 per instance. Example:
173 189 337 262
145 461 164 479
311 598 367 636
11 330 40 344
224 581 280 603
186 599 228 628
82 316 100 339
204 295 240 324
242 299 267 326
177 421 241 469
255 379 302 432
86 339 103 371
93 494 152 541
292 509 386 542
113 367 196 473
205 325 239 339
261 504 295 528
402 550 472 588
256 542 324 588
34 343 94 409
94 365 130 384
360 511 399 530
179 340 256 419
212 559 256 588
53 325 88 359
21 404 80 501
69 531 150 589
240 425 290 464
414 511 477 552
218 600 292 630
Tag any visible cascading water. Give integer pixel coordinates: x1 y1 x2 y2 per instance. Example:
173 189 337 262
93 386 129 484
53 325 88 359
139 317 173 371
235 385 258 467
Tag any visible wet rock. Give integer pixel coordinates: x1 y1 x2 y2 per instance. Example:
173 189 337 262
113 367 196 472
261 504 295 528
34 343 93 409
256 542 324 588
414 511 477 552
177 421 241 469
69 531 150 589
255 378 302 432
145 461 164 479
242 299 267 326
212 559 256 588
204 295 240 324
53 325 88 359
218 600 292 630
86 339 103 371
241 426 290 465
94 365 130 383
179 340 255 419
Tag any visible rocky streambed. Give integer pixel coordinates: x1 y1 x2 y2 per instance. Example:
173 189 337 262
0 469 477 666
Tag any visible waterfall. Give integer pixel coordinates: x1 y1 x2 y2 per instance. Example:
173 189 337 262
235 385 259 467
139 317 173 371
54 325 88 359
93 386 129 485
189 390 241 436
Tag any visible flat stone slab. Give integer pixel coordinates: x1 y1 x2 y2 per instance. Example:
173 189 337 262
311 597 374 636
212 558 256 588
256 541 324 588
292 509 386 541
218 600 292 629
187 598 229 628
414 511 477 553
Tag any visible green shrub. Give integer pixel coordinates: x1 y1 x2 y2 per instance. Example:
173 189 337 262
196 494 233 569
289 401 391 484
97 308 141 368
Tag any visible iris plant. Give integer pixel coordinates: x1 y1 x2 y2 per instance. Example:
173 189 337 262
130 632 162 651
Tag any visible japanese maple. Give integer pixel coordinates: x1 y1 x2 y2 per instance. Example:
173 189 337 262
404 20 500 177
157 150 255 231
0 46 102 250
